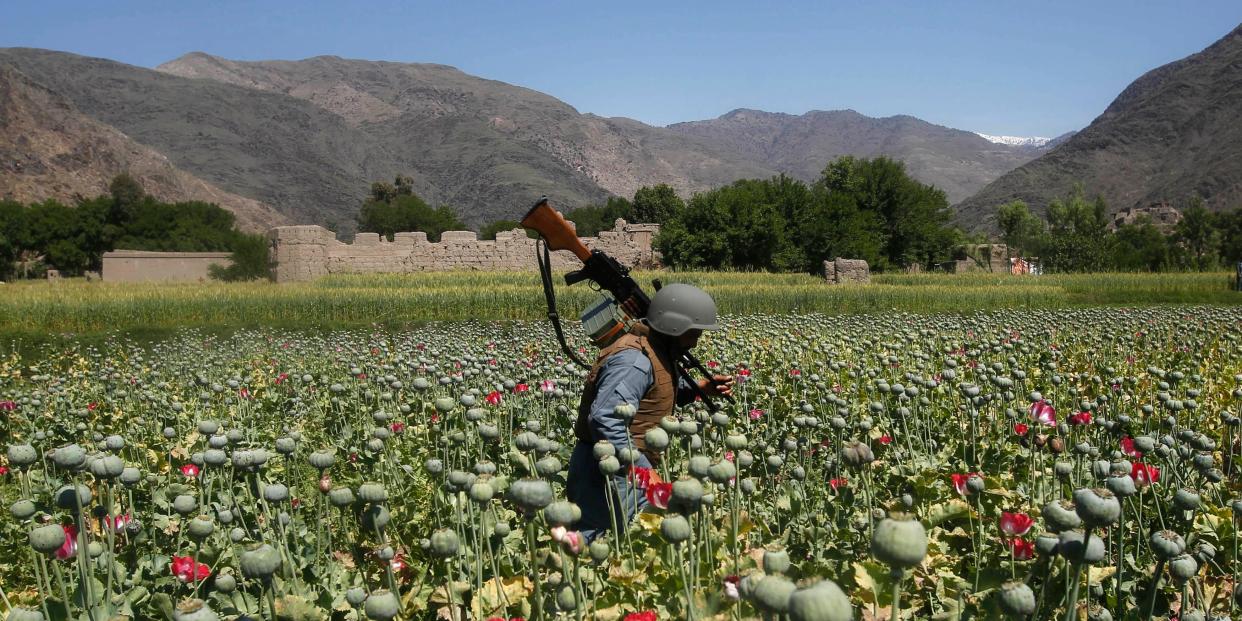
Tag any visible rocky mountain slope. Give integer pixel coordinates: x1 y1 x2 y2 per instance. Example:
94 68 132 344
2 47 1052 229
0 61 288 231
667 108 1050 204
956 24 1242 229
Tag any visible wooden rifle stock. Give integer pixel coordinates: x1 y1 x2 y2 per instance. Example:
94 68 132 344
521 198 592 262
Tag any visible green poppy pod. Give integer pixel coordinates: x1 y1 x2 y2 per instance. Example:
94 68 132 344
357 482 388 504
51 443 85 470
1041 501 1082 533
363 589 401 621
469 481 495 503
173 599 218 621
11 499 37 520
7 444 38 468
1168 553 1198 582
1058 530 1105 565
534 456 562 477
213 573 236 594
5 608 44 621
643 428 670 452
598 456 621 475
360 505 390 530
262 483 289 503
787 579 852 621
308 450 336 470
871 514 928 569
429 528 460 557
752 575 797 613
345 587 368 607
55 484 92 511
543 501 578 527
670 477 705 515
708 459 736 484
1150 530 1185 559
555 584 578 611
187 515 215 541
997 581 1036 617
725 434 748 450
239 543 282 580
1173 488 1200 511
508 479 553 513
1072 488 1121 527
660 514 692 544
328 487 356 507
592 441 615 460
589 540 609 563
29 524 67 554
1105 475 1136 498
763 548 792 574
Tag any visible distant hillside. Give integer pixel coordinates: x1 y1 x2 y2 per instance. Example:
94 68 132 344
667 108 1048 204
0 61 288 231
957 23 1242 229
2 47 1059 229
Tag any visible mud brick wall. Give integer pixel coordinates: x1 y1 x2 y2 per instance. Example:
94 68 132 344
823 258 870 284
270 219 660 282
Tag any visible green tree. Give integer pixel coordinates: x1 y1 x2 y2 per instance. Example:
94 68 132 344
1174 199 1219 270
564 196 632 237
356 189 466 242
0 200 28 280
108 172 144 221
814 156 959 270
1214 208 1242 267
996 200 1043 258
209 233 271 281
631 184 684 224
1037 186 1111 272
654 177 803 271
1111 217 1170 271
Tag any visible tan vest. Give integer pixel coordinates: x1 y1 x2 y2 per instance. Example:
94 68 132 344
575 325 675 463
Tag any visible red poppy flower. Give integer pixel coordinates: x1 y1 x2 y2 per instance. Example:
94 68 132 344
513 383 530 393
878 435 892 445
1029 400 1056 426
180 463 200 478
1069 411 1092 426
1130 462 1160 486
1000 512 1034 536
0 466 8 476
951 472 981 496
748 408 764 420
645 482 672 510
55 525 77 560
789 369 802 377
1006 538 1035 561
624 612 658 621
0 401 17 411
829 477 848 491
1120 436 1142 459
389 421 406 434
485 391 502 406
1013 423 1029 436
170 555 210 582
629 466 655 489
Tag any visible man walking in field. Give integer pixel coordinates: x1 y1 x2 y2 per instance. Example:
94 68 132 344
566 283 734 542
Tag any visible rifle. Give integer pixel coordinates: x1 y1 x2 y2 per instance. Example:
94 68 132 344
521 196 733 412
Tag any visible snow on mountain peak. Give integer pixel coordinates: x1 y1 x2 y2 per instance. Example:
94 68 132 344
974 132 1052 148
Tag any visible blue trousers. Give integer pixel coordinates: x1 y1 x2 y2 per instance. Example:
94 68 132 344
565 441 651 543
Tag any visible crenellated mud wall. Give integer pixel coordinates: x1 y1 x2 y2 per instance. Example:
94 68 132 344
269 219 660 282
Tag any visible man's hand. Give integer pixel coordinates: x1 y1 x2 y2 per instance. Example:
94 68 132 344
698 374 734 398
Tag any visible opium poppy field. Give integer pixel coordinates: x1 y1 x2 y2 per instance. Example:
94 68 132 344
1 307 1241 620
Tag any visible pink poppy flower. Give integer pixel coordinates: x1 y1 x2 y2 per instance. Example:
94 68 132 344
180 464 200 479
1029 400 1056 426
1000 512 1034 536
55 525 78 560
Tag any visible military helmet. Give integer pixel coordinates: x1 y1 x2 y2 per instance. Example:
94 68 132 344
644 284 720 336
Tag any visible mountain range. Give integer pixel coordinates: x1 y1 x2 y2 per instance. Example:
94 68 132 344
0 47 1049 232
957 23 1242 228
2 23 1239 234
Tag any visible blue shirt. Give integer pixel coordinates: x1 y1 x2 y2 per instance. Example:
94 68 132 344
585 348 696 455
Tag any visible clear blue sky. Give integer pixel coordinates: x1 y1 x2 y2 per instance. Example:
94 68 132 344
2 1 1239 137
